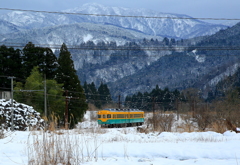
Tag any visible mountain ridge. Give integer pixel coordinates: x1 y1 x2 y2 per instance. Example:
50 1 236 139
0 3 227 38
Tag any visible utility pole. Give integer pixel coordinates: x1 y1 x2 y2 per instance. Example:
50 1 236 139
44 74 47 118
8 76 15 131
118 95 121 109
65 90 69 129
152 97 155 130
176 98 179 120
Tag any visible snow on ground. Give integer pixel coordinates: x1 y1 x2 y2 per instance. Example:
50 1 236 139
0 111 240 165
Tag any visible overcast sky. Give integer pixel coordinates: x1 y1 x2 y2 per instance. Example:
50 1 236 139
0 0 239 23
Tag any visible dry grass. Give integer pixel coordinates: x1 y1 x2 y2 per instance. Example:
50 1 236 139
28 129 103 165
28 131 78 165
144 110 238 134
146 112 175 132
0 128 4 139
178 113 196 132
210 120 227 133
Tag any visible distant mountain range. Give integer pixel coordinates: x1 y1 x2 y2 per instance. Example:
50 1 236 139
0 3 239 99
0 3 227 39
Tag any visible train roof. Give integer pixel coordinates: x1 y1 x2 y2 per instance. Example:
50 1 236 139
102 108 144 112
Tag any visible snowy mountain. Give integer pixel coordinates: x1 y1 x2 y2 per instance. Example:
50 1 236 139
64 3 227 38
0 19 22 34
0 22 163 46
0 3 227 39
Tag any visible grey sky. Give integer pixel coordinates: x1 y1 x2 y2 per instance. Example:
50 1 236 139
0 0 239 22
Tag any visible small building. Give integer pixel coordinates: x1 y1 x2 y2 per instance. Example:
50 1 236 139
0 91 11 100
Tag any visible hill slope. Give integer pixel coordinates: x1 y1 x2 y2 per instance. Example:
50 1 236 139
0 3 227 39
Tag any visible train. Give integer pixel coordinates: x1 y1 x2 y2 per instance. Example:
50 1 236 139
97 108 144 128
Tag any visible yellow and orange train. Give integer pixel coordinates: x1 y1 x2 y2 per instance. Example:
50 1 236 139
97 108 144 128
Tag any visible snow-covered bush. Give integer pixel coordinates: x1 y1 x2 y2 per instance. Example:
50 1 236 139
0 99 44 131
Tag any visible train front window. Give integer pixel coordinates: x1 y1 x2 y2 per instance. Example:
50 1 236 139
98 115 101 118
103 115 106 118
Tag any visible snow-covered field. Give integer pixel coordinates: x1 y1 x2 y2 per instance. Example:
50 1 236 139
1 111 240 165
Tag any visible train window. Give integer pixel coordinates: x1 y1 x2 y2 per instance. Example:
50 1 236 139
103 115 106 118
113 115 116 118
107 114 111 118
130 114 133 118
98 115 101 118
134 114 141 118
117 114 124 118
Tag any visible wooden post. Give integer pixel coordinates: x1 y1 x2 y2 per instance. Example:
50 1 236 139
176 98 179 120
65 90 69 129
118 95 121 109
152 97 155 130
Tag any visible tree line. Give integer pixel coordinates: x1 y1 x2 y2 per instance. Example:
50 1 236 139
125 85 183 111
83 81 112 109
0 42 87 128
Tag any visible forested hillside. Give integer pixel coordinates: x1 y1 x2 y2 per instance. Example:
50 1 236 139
105 22 240 98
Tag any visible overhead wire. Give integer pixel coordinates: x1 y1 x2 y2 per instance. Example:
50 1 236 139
0 7 240 21
1 43 240 51
1 43 240 58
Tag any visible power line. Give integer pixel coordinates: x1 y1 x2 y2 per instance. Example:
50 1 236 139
1 42 240 51
1 50 240 58
0 7 239 21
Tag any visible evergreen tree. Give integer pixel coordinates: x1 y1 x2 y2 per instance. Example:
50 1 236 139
89 82 101 108
55 43 88 128
124 85 182 111
135 92 143 109
98 82 112 107
83 81 90 100
170 38 176 45
0 45 22 90
83 81 101 108
39 48 58 80
22 42 41 79
125 95 132 108
22 42 58 80
163 37 170 45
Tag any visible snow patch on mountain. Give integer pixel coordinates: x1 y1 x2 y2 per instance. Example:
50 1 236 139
83 34 93 42
206 63 240 88
188 49 206 63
